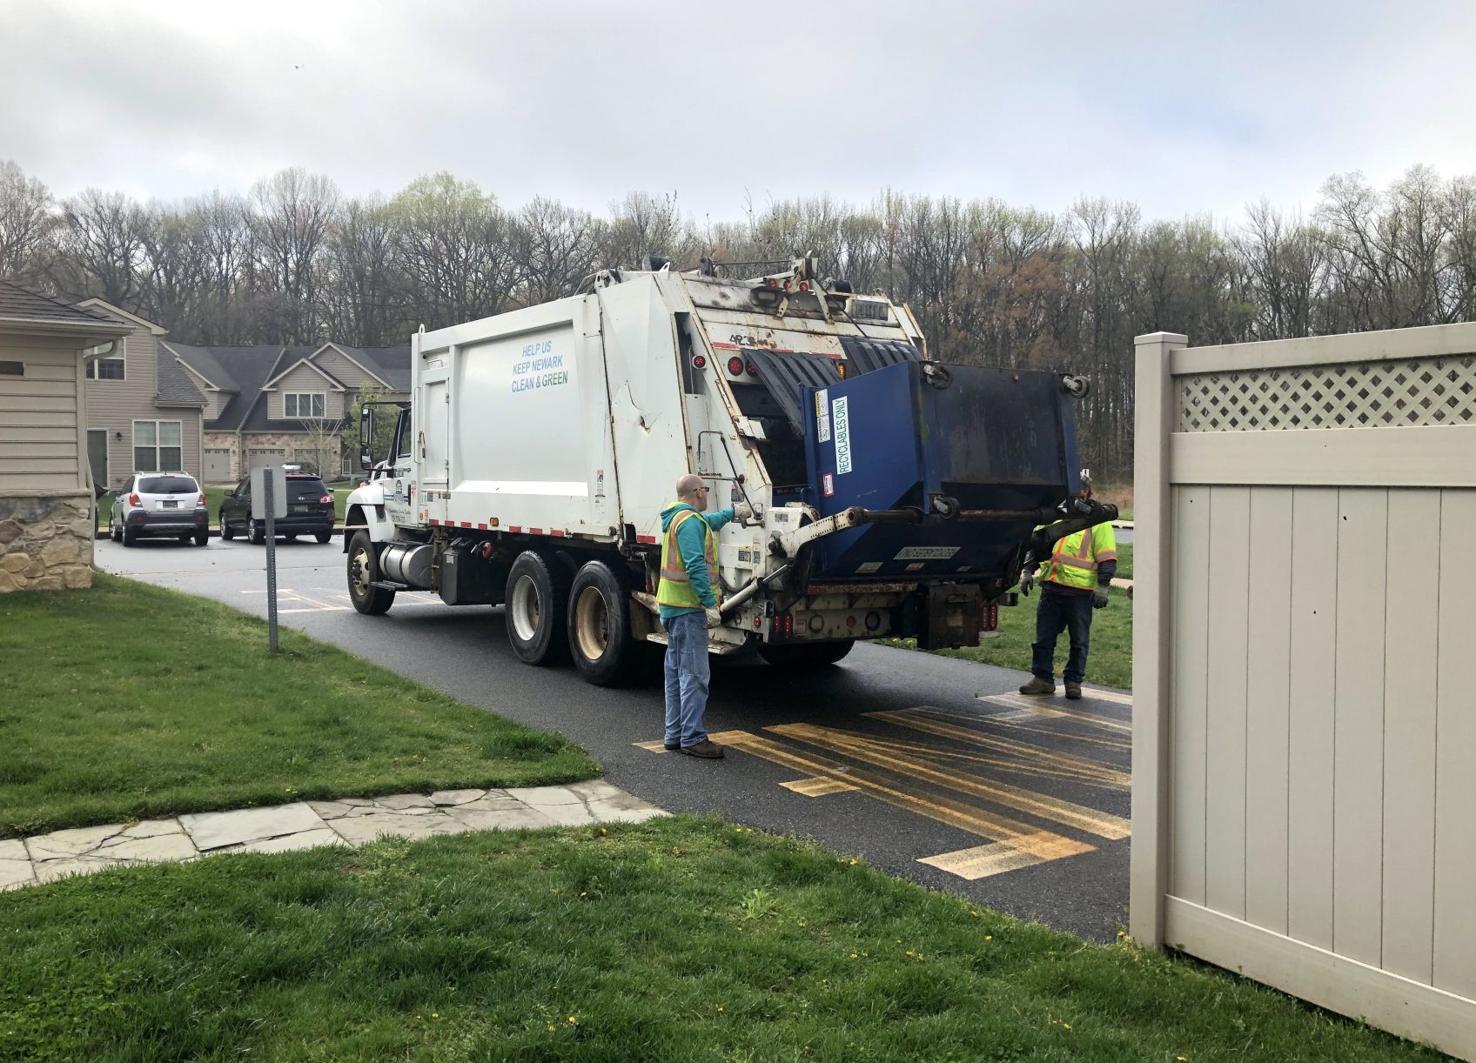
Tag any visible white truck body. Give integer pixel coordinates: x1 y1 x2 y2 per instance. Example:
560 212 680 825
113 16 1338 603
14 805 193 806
346 262 1094 683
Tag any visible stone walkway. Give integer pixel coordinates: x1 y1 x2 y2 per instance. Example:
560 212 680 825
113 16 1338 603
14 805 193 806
0 780 665 890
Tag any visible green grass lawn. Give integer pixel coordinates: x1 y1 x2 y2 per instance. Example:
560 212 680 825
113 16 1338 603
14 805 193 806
0 819 1438 1062
0 573 596 838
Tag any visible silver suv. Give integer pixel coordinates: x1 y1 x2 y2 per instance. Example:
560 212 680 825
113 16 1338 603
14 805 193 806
109 473 209 547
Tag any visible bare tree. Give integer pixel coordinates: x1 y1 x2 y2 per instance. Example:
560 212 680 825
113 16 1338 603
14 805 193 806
56 188 146 305
0 160 55 284
248 168 340 343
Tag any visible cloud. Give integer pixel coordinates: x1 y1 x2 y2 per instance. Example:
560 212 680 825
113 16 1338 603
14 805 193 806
2 0 1473 223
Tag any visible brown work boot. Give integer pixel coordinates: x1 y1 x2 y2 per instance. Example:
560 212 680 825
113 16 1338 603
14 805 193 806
1065 681 1082 700
680 740 725 759
1018 676 1055 696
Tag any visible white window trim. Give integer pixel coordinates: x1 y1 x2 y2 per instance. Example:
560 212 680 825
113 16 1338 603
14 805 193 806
131 418 184 473
86 337 127 380
284 391 327 418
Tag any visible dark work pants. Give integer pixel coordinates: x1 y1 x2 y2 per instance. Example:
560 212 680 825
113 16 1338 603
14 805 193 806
1031 587 1093 684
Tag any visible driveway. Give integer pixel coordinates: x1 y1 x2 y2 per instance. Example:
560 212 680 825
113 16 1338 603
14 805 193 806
97 537 1132 941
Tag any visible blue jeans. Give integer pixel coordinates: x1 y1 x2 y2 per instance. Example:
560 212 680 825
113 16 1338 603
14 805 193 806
1031 587 1093 684
663 611 710 747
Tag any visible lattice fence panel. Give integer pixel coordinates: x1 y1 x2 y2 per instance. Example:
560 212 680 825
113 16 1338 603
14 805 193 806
1178 355 1476 432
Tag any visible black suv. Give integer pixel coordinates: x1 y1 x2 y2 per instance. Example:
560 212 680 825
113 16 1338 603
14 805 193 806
220 471 336 544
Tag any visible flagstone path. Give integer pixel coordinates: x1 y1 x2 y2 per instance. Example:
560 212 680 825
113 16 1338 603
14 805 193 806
0 780 666 890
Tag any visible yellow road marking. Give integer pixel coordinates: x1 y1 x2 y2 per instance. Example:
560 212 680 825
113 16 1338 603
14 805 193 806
1081 686 1133 707
768 723 1130 839
708 729 1096 870
780 776 861 797
920 834 1094 880
977 691 1132 735
866 709 1130 789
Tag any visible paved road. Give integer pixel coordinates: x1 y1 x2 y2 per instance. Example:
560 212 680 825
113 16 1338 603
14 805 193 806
98 537 1132 941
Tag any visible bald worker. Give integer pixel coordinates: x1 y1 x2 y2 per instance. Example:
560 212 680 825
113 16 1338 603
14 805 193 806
655 473 748 758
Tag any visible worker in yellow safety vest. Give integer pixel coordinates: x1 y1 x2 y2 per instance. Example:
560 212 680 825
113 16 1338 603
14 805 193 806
1018 469 1117 700
655 473 750 758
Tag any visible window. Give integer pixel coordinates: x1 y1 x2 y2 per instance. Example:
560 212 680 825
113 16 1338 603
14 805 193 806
133 420 182 472
0 360 22 376
139 475 198 494
85 338 126 380
284 392 326 418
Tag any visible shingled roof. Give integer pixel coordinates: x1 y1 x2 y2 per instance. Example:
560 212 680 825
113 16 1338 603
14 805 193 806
0 280 127 332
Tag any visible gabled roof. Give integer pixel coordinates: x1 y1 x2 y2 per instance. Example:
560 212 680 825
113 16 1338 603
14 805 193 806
330 343 411 392
170 345 287 430
74 298 169 336
0 280 130 336
155 353 206 407
261 355 347 391
162 341 239 392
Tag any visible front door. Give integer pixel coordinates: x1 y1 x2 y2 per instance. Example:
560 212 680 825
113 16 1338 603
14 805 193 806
87 430 109 491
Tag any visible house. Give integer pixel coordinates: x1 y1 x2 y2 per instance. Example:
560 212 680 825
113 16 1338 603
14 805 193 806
0 280 131 592
166 341 410 482
75 299 207 490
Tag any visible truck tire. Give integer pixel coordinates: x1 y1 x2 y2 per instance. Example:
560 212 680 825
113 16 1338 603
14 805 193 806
758 640 856 669
505 550 570 666
567 559 646 686
220 512 234 540
347 530 395 615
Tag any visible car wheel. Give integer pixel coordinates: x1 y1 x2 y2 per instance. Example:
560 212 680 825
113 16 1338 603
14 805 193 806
567 559 648 686
194 531 209 547
346 530 395 615
758 640 856 668
121 524 137 547
315 531 332 544
505 550 571 666
108 516 119 543
220 512 234 541
249 520 265 545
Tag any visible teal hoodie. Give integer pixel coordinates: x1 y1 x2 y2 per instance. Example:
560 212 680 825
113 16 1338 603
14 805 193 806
657 501 735 619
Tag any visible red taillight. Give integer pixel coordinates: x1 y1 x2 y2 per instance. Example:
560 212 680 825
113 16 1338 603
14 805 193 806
128 493 140 506
745 359 758 376
692 354 706 369
981 603 999 632
197 492 206 506
726 356 744 376
319 494 333 504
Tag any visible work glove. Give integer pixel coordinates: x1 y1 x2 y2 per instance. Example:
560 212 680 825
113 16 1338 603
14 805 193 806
705 606 723 628
1019 571 1036 597
1092 585 1109 609
733 501 754 522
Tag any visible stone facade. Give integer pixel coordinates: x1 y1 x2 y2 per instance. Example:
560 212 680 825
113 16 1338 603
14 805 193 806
0 491 93 594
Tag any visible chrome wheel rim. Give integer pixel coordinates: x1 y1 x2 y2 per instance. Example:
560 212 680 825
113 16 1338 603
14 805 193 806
510 574 541 643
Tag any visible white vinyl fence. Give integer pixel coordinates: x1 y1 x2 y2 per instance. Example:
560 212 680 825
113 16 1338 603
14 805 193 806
1131 326 1476 1060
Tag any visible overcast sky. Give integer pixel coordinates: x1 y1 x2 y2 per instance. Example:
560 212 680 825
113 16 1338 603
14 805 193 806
3 0 1474 225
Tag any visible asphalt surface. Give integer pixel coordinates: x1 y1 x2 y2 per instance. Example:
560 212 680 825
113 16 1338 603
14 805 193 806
97 536 1132 942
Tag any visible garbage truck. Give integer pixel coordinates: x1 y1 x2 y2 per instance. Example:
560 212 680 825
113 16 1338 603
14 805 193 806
343 256 1115 685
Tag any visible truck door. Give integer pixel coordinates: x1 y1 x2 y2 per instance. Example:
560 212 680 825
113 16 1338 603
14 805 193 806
421 378 450 488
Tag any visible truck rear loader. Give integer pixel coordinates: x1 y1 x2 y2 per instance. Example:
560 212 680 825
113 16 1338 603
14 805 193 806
344 256 1114 685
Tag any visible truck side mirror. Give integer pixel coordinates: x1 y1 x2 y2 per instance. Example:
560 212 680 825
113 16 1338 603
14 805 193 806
359 406 373 469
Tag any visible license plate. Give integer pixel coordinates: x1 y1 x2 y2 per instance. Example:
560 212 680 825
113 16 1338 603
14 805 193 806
291 504 311 513
161 500 178 509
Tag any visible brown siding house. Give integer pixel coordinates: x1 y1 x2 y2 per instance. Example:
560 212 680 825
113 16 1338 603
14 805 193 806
0 281 131 592
75 299 206 489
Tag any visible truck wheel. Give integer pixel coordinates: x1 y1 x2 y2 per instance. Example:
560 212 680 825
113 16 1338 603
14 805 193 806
505 550 570 666
220 513 234 540
567 560 646 686
347 530 395 615
758 640 856 669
